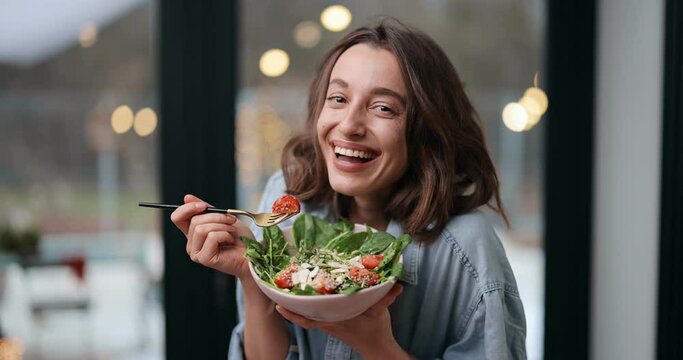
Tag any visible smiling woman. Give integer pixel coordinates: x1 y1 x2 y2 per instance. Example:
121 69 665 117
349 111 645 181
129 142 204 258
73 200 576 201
171 18 527 360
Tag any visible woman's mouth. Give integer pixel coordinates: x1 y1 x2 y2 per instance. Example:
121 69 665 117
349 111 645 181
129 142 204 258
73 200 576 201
333 146 378 164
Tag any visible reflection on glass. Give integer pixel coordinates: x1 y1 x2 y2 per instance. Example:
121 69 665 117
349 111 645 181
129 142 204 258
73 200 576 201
0 1 162 358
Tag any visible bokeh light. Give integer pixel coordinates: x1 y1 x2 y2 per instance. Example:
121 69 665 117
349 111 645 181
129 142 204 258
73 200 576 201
518 96 542 130
523 87 548 114
320 5 352 32
111 105 134 134
133 107 158 136
79 22 98 48
259 49 290 77
502 102 529 132
293 21 322 48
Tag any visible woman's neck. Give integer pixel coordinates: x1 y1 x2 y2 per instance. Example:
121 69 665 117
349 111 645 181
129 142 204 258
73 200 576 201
348 196 389 231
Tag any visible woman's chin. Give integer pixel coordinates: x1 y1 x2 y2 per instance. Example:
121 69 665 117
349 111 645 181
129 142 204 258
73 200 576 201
329 179 366 198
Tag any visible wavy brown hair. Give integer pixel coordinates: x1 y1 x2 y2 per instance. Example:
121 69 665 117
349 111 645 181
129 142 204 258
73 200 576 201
282 18 507 241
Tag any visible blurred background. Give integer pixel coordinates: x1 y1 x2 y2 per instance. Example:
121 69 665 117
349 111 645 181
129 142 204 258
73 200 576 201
0 0 677 360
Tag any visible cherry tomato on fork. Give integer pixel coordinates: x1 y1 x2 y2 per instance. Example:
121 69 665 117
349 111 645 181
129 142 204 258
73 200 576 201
272 195 301 214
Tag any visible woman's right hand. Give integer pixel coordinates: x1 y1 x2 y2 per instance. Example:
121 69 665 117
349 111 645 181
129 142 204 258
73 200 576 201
170 194 254 280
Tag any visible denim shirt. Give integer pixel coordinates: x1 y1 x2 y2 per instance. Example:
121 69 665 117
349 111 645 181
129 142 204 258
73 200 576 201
229 172 527 360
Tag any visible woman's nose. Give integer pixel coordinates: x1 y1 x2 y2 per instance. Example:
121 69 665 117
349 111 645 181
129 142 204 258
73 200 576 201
337 105 366 137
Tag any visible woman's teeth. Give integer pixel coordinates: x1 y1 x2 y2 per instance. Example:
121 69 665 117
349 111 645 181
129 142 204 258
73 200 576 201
334 146 376 159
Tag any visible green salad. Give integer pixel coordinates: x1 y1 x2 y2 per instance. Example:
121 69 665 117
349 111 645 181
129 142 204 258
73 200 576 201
242 213 411 295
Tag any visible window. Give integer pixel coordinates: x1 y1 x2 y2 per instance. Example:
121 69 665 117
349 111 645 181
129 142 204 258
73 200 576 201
0 1 163 358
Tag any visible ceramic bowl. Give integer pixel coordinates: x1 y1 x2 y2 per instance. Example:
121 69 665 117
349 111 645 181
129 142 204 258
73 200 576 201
248 224 399 322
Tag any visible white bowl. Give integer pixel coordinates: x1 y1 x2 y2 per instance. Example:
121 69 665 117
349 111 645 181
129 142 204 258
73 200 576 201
248 224 399 322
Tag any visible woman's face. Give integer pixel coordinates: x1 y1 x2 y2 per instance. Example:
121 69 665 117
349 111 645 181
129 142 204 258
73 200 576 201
317 44 408 202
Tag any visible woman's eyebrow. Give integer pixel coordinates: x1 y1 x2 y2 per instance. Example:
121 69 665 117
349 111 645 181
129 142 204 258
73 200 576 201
328 78 406 105
371 87 406 106
329 78 348 88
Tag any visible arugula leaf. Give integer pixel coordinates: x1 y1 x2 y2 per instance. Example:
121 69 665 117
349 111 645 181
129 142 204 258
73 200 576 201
339 283 361 295
263 226 290 270
290 285 318 295
293 213 316 254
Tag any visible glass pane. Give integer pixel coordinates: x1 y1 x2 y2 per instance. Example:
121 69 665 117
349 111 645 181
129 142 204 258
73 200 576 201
238 1 545 359
0 1 163 358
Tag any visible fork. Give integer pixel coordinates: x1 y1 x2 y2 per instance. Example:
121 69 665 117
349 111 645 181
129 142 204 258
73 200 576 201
138 202 297 227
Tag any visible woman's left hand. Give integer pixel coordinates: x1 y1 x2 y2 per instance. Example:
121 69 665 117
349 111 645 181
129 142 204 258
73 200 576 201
275 283 411 360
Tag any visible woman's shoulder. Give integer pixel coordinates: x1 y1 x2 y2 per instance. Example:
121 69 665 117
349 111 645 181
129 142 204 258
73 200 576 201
434 210 518 291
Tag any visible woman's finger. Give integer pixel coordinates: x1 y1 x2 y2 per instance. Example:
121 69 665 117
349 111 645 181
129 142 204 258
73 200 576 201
184 194 212 206
194 230 232 266
189 223 236 257
171 201 208 235
275 305 320 330
188 213 236 242
365 283 404 316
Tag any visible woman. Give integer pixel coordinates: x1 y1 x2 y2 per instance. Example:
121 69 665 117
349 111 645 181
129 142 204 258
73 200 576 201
171 19 526 359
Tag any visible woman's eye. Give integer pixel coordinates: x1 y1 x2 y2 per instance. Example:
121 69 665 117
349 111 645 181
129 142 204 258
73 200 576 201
327 96 346 104
374 105 395 115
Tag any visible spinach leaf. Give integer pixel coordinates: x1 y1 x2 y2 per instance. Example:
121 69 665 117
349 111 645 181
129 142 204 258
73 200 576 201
332 220 354 234
321 231 352 252
390 258 404 278
359 231 395 255
313 216 346 248
377 234 412 272
331 231 368 254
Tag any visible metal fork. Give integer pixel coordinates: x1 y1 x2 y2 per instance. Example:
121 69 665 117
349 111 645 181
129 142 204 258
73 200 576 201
138 202 297 227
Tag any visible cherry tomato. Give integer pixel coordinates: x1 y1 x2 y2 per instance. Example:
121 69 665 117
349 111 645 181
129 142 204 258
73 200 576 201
312 270 337 294
349 267 381 287
272 194 301 214
361 254 384 270
274 263 299 289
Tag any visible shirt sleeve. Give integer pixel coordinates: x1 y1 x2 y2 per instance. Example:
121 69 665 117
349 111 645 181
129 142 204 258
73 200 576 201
442 288 527 360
